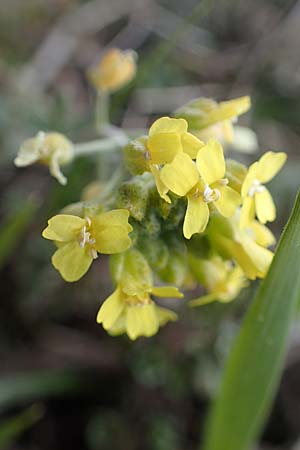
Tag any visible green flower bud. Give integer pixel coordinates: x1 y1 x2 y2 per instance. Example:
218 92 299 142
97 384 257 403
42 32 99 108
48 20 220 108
225 159 248 193
110 248 152 293
115 173 154 221
174 96 250 131
123 136 149 175
138 239 169 271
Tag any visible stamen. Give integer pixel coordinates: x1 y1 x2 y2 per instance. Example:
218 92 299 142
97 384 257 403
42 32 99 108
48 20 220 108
219 178 229 186
203 184 220 203
248 179 265 198
144 150 151 160
79 217 96 249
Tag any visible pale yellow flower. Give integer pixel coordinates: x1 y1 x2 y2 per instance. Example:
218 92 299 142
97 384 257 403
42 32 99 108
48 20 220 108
42 210 132 282
14 131 73 185
189 255 247 306
240 151 287 227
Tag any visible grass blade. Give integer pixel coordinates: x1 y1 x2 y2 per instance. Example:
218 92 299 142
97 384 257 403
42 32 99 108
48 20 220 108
0 198 39 269
0 405 44 449
203 191 300 450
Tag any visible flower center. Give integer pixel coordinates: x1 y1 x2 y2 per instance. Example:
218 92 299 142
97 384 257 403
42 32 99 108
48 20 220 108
203 184 220 203
79 217 97 259
125 293 153 306
248 179 265 197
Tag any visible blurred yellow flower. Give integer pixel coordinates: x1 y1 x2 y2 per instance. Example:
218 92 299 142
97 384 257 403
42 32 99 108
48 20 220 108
97 284 182 340
88 48 137 93
14 132 74 185
174 96 251 145
42 210 132 282
208 214 275 280
240 151 287 227
160 139 241 238
189 255 247 306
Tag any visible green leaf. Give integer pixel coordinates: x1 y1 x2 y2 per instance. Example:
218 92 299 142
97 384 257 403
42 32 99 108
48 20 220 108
0 198 39 269
203 191 300 450
0 370 88 411
0 405 44 449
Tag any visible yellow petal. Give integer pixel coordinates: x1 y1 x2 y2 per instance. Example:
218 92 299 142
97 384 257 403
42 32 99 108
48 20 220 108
97 287 125 330
189 293 218 306
249 221 276 247
126 304 159 340
119 249 153 296
52 241 93 282
91 210 132 254
241 161 259 198
156 306 178 326
151 286 183 298
214 186 241 218
107 313 126 336
49 155 67 185
196 139 225 184
42 215 86 242
255 188 276 224
92 209 132 231
239 196 255 228
181 132 204 159
14 138 40 167
149 117 187 136
160 152 199 196
256 151 287 183
216 96 251 123
150 165 171 203
183 196 209 239
241 234 274 278
221 120 234 142
147 133 182 164
93 226 132 254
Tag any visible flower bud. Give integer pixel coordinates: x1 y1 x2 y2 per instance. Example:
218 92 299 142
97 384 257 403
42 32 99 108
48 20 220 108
174 96 250 131
115 173 153 221
225 159 248 193
87 48 137 93
123 136 149 175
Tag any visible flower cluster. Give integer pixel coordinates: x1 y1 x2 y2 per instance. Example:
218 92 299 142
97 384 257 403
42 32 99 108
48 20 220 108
13 49 287 340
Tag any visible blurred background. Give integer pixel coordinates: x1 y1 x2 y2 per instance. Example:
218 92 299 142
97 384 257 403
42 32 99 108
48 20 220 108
0 0 300 449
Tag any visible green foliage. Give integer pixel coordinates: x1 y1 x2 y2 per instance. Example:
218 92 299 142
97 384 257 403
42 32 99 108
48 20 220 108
203 191 300 450
0 198 39 269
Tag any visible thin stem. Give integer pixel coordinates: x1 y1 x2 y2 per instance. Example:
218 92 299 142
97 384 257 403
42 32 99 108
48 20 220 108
73 129 147 158
95 90 110 134
73 138 118 157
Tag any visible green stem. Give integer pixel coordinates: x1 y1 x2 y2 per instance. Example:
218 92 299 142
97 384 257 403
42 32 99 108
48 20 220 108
95 90 110 134
73 128 147 158
73 138 119 157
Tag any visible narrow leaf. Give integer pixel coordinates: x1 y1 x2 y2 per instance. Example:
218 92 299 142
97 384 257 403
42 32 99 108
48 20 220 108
203 191 300 450
0 198 39 269
0 405 44 449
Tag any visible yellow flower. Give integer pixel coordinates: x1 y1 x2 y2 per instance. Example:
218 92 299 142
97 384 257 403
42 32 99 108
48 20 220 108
145 117 204 203
160 139 241 238
208 213 275 280
174 96 251 144
87 48 137 93
98 248 183 339
189 255 247 306
42 210 132 282
14 132 74 185
240 151 287 227
97 284 182 340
